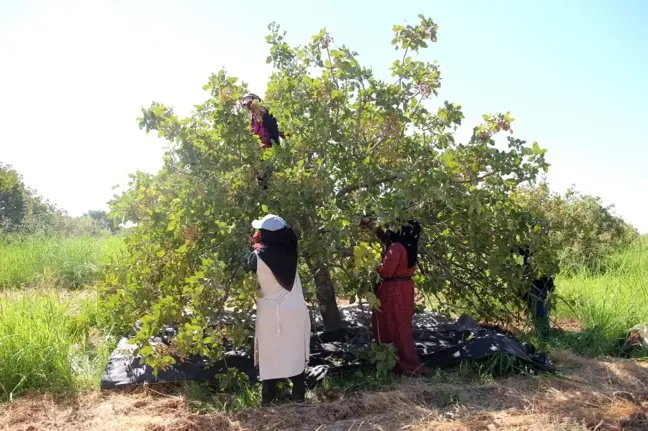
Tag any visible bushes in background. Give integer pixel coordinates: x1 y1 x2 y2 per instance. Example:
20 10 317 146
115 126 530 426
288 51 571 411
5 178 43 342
514 183 638 275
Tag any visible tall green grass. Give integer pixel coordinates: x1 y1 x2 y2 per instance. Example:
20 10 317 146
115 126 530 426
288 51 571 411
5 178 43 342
553 237 648 356
0 289 115 401
0 235 124 289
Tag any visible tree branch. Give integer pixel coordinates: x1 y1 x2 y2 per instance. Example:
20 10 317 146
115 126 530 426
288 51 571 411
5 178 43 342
366 134 389 155
396 47 410 86
458 171 497 184
326 45 342 128
335 174 401 198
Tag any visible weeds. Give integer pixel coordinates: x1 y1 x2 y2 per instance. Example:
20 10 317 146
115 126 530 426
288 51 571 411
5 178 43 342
184 372 260 413
553 238 648 357
0 289 115 401
0 235 124 289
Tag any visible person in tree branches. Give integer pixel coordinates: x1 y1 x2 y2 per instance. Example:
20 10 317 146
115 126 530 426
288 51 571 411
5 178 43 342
241 93 283 149
516 245 554 338
241 94 284 188
246 214 311 405
362 219 426 377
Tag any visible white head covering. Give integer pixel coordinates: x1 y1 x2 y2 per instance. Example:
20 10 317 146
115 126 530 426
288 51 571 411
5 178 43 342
252 214 287 232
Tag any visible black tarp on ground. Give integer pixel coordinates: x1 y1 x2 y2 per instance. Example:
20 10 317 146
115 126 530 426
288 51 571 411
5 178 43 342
100 308 552 390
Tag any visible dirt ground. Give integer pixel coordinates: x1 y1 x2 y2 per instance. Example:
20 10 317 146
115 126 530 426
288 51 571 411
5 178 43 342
2 351 647 431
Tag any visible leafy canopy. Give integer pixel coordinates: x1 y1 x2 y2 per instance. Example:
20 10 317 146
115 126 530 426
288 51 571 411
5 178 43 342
103 15 552 370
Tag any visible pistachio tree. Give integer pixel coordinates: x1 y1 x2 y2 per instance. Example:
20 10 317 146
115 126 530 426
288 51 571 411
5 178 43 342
102 15 551 370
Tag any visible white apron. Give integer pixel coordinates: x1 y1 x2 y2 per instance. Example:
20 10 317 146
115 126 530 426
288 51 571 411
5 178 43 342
254 256 311 381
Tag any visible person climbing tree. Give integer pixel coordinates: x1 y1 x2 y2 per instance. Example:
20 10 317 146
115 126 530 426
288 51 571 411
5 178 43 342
241 94 284 187
241 93 283 149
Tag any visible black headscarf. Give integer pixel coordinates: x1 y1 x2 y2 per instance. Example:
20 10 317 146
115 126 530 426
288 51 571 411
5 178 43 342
383 220 421 268
255 226 299 291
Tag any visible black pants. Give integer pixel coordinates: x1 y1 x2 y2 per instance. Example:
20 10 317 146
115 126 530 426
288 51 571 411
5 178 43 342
524 281 552 338
261 372 305 405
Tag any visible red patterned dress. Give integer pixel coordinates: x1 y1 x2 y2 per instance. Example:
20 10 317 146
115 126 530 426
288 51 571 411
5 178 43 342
371 242 425 376
251 112 272 149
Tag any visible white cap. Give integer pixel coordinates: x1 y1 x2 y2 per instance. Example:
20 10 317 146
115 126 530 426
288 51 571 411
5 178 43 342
251 214 287 231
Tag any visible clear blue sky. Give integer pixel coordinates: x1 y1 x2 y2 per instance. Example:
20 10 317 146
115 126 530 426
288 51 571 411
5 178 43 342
1 0 647 231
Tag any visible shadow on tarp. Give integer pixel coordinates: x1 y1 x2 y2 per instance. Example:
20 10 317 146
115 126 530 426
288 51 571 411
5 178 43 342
100 310 553 391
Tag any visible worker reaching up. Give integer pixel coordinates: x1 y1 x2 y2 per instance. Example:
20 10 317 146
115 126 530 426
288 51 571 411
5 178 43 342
361 218 426 377
246 214 310 405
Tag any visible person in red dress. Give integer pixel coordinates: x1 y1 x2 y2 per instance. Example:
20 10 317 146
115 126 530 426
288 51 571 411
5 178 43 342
367 220 426 376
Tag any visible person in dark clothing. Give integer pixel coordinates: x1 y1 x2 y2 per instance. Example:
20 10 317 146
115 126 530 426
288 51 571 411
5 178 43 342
517 245 554 338
363 219 426 376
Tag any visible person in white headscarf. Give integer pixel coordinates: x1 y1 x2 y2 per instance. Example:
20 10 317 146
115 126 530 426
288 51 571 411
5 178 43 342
246 214 311 405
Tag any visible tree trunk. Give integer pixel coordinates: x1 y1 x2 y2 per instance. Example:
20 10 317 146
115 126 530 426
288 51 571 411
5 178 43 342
307 257 344 330
299 213 344 330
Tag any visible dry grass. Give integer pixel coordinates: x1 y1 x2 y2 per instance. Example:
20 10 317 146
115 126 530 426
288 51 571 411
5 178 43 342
2 352 647 431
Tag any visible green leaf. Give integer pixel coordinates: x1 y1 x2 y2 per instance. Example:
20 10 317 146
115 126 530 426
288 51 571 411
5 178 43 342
139 345 153 357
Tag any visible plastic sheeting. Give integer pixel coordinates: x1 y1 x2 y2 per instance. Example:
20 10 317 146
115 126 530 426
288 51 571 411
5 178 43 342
100 309 552 390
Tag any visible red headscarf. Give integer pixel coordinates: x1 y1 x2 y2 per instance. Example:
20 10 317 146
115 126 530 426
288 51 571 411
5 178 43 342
252 231 262 249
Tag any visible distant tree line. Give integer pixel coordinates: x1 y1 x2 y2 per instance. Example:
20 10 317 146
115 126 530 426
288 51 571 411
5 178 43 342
0 162 119 237
514 182 638 275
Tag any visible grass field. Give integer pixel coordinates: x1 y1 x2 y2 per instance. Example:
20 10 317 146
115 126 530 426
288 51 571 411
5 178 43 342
552 238 648 356
0 288 115 401
0 235 646 409
0 235 122 400
0 235 124 289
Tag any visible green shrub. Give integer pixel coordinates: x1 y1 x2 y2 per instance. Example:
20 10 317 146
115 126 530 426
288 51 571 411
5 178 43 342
514 183 638 275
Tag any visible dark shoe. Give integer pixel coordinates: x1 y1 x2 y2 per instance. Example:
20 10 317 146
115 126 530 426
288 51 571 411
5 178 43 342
261 380 278 407
289 393 305 403
261 398 275 407
289 372 306 403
